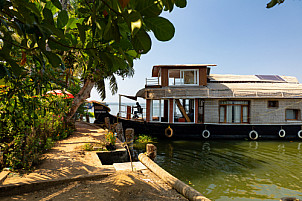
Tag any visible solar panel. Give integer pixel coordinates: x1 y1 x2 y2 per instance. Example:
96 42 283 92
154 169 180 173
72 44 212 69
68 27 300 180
255 75 285 82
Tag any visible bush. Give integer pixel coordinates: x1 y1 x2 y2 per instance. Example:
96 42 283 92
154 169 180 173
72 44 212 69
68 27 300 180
88 112 94 117
0 78 74 170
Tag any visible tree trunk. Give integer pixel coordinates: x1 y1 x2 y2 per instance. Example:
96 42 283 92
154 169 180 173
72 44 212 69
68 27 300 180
67 78 95 122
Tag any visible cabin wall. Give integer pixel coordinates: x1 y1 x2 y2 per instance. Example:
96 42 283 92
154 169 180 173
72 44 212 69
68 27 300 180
250 99 302 124
204 99 220 123
199 68 207 86
203 98 302 124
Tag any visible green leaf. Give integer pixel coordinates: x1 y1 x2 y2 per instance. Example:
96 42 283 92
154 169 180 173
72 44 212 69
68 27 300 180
125 11 142 36
175 0 187 8
65 18 77 29
41 24 65 39
131 29 151 54
77 23 86 44
48 39 70 51
0 63 6 79
126 50 139 58
266 0 284 8
44 51 62 67
66 33 77 46
0 0 4 10
43 8 55 25
135 0 162 17
144 17 175 41
57 10 68 29
51 0 62 10
99 51 113 69
25 2 42 20
162 0 174 12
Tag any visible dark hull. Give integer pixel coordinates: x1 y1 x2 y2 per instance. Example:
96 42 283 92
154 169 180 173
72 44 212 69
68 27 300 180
98 113 302 140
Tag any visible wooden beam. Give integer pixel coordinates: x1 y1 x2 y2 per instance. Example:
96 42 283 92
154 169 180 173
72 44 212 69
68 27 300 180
175 99 191 122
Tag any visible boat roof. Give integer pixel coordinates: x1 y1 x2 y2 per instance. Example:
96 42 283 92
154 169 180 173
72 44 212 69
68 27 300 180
152 64 217 77
87 100 111 111
138 73 302 99
209 74 298 83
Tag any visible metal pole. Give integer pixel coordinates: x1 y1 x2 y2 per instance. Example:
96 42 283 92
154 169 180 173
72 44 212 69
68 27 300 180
119 94 121 116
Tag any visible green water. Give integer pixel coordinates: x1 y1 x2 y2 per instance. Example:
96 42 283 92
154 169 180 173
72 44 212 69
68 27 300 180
137 140 302 200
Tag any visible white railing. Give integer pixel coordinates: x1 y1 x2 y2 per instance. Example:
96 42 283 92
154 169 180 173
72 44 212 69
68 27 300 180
146 77 160 86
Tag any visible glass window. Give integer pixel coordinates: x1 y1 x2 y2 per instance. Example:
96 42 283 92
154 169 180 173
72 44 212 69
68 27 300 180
168 69 198 86
174 99 195 123
151 100 160 122
286 109 300 120
183 71 195 84
219 101 249 123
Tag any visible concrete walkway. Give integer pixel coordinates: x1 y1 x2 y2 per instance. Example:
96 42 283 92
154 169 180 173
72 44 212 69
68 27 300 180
0 122 116 196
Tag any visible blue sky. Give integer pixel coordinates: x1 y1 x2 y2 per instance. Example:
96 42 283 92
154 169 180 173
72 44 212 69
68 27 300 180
88 0 302 103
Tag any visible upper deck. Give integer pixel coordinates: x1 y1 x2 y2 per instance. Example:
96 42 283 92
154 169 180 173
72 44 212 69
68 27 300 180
142 64 302 99
146 64 217 87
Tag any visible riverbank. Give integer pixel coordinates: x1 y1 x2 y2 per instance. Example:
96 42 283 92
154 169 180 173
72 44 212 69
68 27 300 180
0 122 186 200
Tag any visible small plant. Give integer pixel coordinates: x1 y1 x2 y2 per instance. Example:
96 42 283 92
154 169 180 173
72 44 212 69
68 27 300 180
105 132 116 146
82 143 94 151
105 131 116 150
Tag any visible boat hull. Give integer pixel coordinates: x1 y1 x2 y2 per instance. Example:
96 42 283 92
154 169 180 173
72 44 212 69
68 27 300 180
118 118 302 140
95 113 302 140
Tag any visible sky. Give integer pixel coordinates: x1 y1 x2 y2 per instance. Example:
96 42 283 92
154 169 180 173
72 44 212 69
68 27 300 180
88 0 302 103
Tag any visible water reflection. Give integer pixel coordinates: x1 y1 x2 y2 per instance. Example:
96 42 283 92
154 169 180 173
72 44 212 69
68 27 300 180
142 140 302 201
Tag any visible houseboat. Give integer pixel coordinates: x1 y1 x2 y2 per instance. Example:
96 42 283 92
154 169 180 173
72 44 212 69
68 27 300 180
98 64 302 140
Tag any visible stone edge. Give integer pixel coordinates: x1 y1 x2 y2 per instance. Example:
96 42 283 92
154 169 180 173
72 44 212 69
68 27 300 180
0 172 111 197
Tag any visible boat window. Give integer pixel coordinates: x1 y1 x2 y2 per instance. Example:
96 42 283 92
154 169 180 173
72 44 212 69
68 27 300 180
219 101 249 123
285 109 300 120
150 100 165 122
168 69 198 86
174 99 195 123
268 101 278 108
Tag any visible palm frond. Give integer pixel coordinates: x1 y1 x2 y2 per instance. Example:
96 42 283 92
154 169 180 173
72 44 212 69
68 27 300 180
95 79 106 100
109 75 118 95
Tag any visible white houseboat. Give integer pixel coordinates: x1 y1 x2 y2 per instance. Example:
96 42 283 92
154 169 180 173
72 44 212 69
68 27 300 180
97 64 302 140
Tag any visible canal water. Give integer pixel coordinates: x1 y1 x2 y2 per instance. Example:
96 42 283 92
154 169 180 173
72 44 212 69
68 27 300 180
106 103 302 200
136 140 302 201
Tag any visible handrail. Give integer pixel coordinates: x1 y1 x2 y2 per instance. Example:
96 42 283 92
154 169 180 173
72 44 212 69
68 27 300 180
146 77 160 86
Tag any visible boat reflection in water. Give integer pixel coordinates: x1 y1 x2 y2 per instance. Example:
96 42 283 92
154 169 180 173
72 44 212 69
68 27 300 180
136 140 302 201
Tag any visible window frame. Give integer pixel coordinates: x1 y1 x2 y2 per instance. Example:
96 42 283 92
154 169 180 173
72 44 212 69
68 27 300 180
168 69 199 86
268 100 279 108
219 100 250 124
173 98 195 123
285 109 300 121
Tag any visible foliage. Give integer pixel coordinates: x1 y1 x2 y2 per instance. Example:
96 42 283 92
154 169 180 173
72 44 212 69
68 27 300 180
0 0 188 121
135 134 157 144
88 112 94 117
0 0 186 169
0 66 74 170
105 131 116 146
266 0 284 8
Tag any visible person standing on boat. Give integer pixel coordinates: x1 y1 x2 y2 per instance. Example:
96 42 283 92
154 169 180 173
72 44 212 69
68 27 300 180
133 102 142 118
